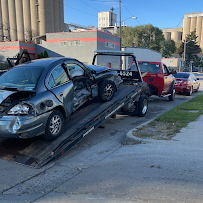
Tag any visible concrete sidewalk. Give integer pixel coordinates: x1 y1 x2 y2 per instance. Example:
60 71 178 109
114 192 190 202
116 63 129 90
1 114 201 203
35 115 203 203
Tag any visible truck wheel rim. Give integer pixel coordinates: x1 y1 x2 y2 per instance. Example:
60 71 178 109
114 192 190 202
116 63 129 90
104 84 114 98
50 115 61 135
142 99 148 114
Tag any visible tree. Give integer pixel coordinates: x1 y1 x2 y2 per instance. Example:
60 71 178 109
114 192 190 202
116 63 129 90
40 52 44 58
160 40 176 58
178 30 202 67
174 41 183 54
16 53 21 58
43 49 49 58
36 50 49 59
139 24 165 52
118 24 176 56
36 54 41 59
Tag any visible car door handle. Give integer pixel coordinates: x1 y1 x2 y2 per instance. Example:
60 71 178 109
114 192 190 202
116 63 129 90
60 92 63 97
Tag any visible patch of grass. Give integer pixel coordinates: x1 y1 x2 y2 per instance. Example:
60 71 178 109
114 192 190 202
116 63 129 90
155 94 203 123
133 93 203 140
155 109 201 123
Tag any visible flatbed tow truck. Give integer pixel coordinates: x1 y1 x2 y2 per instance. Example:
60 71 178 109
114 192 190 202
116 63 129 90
0 51 148 168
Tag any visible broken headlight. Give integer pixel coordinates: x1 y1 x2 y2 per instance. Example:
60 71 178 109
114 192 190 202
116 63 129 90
7 103 30 115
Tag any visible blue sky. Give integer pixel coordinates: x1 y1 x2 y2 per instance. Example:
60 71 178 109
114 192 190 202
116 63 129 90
64 0 203 29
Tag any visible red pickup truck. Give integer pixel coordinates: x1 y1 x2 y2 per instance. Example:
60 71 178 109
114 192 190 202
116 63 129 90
129 61 176 101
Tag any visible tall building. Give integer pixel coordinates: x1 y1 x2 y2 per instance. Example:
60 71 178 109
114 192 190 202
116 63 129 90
162 12 203 52
182 12 203 48
0 0 64 42
98 11 117 30
161 28 182 42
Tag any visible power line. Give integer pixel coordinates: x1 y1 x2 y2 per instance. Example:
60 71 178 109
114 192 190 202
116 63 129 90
121 1 141 25
78 0 100 12
64 4 98 18
121 1 134 17
176 16 184 28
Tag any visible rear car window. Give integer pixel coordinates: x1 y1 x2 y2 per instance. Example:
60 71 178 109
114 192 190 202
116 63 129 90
138 62 160 73
0 66 44 91
174 73 189 79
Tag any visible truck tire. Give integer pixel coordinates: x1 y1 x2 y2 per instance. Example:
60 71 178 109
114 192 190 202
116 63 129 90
43 110 64 140
168 86 175 101
98 80 116 102
137 95 148 117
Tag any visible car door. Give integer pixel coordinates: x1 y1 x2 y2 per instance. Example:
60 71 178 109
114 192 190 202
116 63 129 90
46 64 74 116
163 64 173 94
63 61 94 109
191 74 199 90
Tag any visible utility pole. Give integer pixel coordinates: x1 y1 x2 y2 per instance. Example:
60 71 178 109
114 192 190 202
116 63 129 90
183 38 186 68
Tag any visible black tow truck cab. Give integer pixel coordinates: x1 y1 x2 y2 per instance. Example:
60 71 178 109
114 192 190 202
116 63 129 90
0 51 148 168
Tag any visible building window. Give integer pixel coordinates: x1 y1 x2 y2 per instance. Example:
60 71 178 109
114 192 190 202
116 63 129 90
105 42 115 49
61 40 81 46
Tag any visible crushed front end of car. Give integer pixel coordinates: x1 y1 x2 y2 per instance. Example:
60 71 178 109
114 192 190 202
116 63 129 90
0 90 51 139
0 65 52 139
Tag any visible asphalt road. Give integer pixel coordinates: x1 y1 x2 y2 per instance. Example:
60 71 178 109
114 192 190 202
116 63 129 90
0 72 203 203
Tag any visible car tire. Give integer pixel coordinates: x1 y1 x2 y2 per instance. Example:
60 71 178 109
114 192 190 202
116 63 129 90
196 85 200 92
168 86 175 101
187 86 193 96
43 110 64 140
98 80 116 102
137 95 148 117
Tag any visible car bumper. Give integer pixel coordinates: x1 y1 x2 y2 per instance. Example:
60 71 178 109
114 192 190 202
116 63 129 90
0 112 52 139
175 86 190 93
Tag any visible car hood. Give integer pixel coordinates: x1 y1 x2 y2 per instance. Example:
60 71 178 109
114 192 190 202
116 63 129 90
0 88 35 104
0 90 16 104
87 65 109 74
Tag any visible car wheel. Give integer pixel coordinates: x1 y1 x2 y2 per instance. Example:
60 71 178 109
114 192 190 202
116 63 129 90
43 110 64 140
196 85 200 92
98 80 116 102
187 86 193 96
137 95 148 117
168 87 175 101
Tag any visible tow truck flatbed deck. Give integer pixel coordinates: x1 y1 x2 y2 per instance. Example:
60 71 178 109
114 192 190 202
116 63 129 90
0 83 146 168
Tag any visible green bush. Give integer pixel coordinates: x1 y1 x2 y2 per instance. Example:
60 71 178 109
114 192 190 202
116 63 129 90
44 49 49 58
36 54 41 59
36 50 49 59
40 52 44 58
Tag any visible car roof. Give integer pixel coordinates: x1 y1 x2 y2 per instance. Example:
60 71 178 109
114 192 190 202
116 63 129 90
14 57 74 69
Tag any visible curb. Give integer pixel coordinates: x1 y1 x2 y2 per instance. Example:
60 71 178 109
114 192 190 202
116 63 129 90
121 118 156 145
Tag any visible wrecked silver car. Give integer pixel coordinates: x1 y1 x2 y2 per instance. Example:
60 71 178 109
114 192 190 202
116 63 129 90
0 57 122 140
